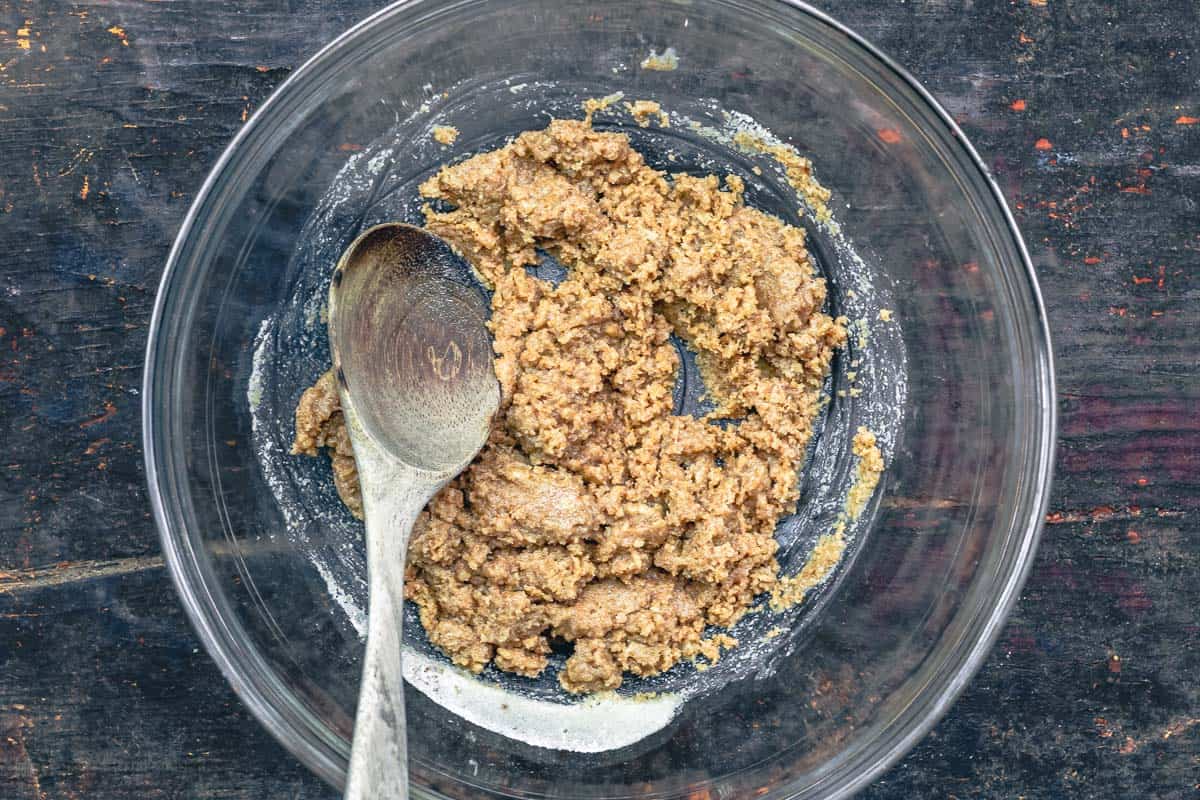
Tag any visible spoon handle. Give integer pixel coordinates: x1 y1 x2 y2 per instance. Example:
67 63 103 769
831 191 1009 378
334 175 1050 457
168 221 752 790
344 455 439 800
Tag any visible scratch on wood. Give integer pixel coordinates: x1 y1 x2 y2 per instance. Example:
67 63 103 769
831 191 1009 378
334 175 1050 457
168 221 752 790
1045 505 1143 524
0 556 164 595
78 400 115 428
881 496 963 510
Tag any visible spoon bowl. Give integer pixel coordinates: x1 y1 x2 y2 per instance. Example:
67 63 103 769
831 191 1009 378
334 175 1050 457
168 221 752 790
329 223 498 473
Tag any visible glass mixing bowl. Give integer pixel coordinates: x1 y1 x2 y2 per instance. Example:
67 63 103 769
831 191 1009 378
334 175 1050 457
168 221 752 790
143 1 1055 797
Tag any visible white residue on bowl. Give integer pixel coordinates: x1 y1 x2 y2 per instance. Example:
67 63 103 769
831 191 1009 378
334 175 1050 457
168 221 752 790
403 651 682 753
248 318 270 411
640 47 679 71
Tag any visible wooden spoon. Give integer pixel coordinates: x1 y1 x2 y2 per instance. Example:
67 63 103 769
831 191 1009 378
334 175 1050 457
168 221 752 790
329 223 499 800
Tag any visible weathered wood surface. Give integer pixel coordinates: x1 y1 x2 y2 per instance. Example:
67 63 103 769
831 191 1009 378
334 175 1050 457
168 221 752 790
0 0 1196 797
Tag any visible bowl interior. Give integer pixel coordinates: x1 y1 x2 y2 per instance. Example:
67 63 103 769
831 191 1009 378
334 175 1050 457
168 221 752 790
145 1 1053 798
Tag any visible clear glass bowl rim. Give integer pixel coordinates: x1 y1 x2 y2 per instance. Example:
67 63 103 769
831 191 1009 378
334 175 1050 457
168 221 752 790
142 1 1057 797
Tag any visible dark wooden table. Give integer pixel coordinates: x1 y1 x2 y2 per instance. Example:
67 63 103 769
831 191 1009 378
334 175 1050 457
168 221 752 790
1 1 1197 797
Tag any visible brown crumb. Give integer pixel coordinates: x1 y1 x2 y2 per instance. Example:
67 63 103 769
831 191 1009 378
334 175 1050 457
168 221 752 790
432 125 459 146
581 92 624 123
624 100 670 128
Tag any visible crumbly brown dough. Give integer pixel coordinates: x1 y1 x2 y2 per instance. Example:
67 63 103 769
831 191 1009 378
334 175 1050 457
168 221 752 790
732 130 833 226
769 427 882 611
845 427 885 522
291 370 363 518
293 118 847 693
